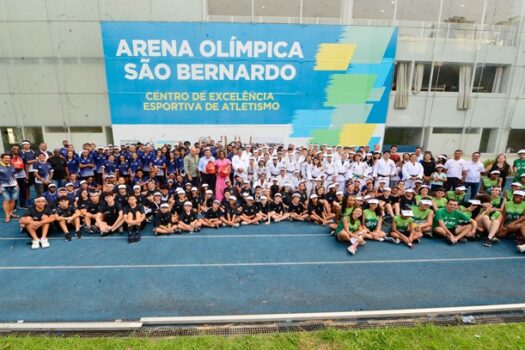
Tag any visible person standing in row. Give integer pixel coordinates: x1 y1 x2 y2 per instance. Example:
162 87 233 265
444 149 466 191
463 151 485 199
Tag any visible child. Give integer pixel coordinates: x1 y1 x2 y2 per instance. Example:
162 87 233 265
202 200 224 229
153 203 177 235
54 196 82 241
222 196 241 228
124 195 146 243
240 196 262 225
334 207 366 255
178 201 201 233
391 209 422 248
288 193 308 221
362 199 387 241
269 193 290 223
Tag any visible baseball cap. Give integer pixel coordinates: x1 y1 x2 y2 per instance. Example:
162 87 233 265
401 210 414 217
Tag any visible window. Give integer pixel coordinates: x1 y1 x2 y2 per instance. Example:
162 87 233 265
432 127 463 134
473 65 505 93
507 129 525 153
479 128 497 153
384 127 423 148
1 127 43 151
431 63 460 92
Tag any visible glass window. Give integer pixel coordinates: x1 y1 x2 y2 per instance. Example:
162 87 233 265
1 127 43 151
473 65 506 93
507 129 525 153
431 63 460 92
384 127 422 147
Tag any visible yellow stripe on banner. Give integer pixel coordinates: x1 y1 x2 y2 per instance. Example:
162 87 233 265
339 124 376 146
314 44 356 71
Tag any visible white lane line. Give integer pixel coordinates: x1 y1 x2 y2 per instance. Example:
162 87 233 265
0 256 524 270
0 233 326 240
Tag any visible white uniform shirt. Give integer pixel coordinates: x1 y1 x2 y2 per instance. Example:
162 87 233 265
402 161 424 180
373 158 396 177
444 158 466 179
463 160 485 183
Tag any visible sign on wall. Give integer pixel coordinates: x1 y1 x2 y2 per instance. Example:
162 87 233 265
101 22 397 146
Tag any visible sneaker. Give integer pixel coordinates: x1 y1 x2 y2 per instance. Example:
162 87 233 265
517 244 525 253
347 245 357 255
415 238 421 244
194 227 201 232
31 239 40 250
384 236 396 243
127 232 133 243
492 237 500 244
221 223 227 227
408 242 414 249
174 228 182 233
40 238 50 248
446 238 456 245
240 222 248 226
233 223 240 228
85 226 93 234
423 231 433 238
377 238 385 242
330 230 336 236
76 231 82 239
394 238 401 245
459 238 468 244
118 226 124 234
482 239 492 247
65 233 72 241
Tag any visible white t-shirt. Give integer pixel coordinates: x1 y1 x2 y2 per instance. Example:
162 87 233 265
463 160 485 183
444 158 466 179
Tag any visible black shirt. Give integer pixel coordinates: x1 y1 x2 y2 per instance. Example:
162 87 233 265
47 156 67 180
76 197 91 210
100 202 122 221
288 202 304 214
399 196 416 210
205 208 223 219
153 211 172 227
223 203 239 217
23 206 51 221
124 204 145 217
242 204 259 216
258 201 271 214
271 202 285 214
55 205 76 217
378 194 398 205
307 201 324 215
115 193 129 208
180 211 197 224
86 200 103 215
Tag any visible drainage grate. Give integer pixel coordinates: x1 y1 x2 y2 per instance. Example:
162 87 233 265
3 313 525 338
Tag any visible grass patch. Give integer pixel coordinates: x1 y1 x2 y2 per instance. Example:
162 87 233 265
1 323 525 349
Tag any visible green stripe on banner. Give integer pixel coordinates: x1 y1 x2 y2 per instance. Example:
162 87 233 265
310 129 341 145
324 74 376 106
331 104 373 126
339 27 394 63
367 87 385 102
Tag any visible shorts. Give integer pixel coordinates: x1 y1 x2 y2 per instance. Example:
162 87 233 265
21 225 43 237
2 186 18 201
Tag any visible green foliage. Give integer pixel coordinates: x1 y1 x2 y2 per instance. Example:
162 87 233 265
1 323 525 350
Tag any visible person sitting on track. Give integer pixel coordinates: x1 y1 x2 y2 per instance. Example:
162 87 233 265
269 193 290 223
240 196 262 225
153 202 178 235
499 190 525 246
411 198 434 238
472 194 503 247
96 191 125 236
432 198 478 245
81 191 103 233
123 194 146 243
334 206 366 255
201 199 224 229
54 196 81 241
19 197 55 249
178 201 201 233
362 198 387 241
257 195 271 224
222 195 240 228
288 193 308 221
391 208 422 249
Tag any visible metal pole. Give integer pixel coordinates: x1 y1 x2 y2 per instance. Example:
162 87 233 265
299 0 303 24
251 0 254 23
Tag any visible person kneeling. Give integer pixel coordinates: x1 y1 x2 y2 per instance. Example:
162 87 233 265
124 195 146 243
54 196 81 241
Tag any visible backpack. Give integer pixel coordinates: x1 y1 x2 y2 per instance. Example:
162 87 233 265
206 160 216 175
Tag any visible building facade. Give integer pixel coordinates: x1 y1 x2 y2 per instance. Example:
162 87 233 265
1 0 524 156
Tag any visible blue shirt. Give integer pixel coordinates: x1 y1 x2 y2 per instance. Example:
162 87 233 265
33 161 52 183
0 162 17 187
118 161 130 175
66 158 79 174
79 157 95 178
103 160 117 175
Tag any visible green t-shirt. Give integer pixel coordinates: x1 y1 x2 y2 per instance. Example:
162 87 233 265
433 197 447 209
505 189 514 202
394 215 413 233
342 207 354 217
363 209 379 230
504 200 525 223
513 159 525 181
433 208 471 229
446 191 465 203
335 216 361 234
411 205 431 223
490 196 503 208
482 177 498 193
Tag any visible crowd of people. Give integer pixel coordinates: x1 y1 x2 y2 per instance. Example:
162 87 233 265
0 137 524 255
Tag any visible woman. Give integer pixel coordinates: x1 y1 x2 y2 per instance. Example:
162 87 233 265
117 155 130 182
152 150 167 183
215 150 231 201
391 209 422 249
362 199 387 241
335 207 366 255
486 153 510 188
420 152 436 184
430 164 447 192
65 150 79 177
308 158 324 194
178 201 201 232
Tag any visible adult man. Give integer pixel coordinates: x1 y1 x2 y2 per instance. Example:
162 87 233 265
183 146 200 186
232 147 249 181
54 196 81 240
433 199 478 244
197 148 216 189
0 153 19 222
463 151 485 199
36 142 52 161
389 145 401 164
48 148 67 188
401 153 424 189
444 149 466 191
19 197 55 249
372 151 396 187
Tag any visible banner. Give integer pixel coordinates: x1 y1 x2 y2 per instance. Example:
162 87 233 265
101 22 397 146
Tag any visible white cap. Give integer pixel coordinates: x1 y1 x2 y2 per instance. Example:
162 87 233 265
133 185 141 190
368 198 379 204
355 196 363 201
153 192 161 196
242 192 249 197
383 187 391 191
401 210 414 217
176 189 185 194
183 201 192 206
213 199 221 204
292 193 301 198
513 190 525 196
274 193 282 197
328 184 335 189
205 189 213 194
65 182 74 187
490 170 500 175
48 183 56 187
80 180 87 184
246 196 254 201
336 191 344 196
415 179 423 183
160 203 170 208
243 180 250 184
202 183 209 187
191 187 198 191
118 184 127 189
260 195 267 200
405 189 415 193
469 199 481 205
456 186 467 191
436 164 445 168
420 184 429 189
310 194 318 199
511 182 522 187
517 149 525 154
229 196 237 201
420 199 433 206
